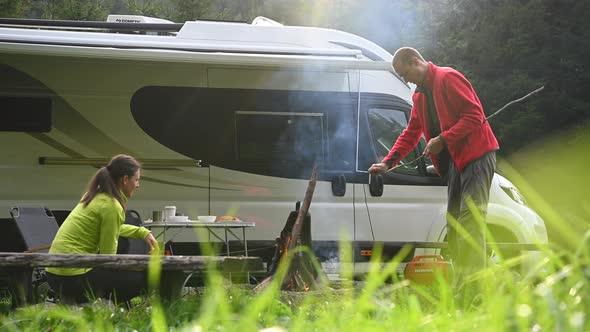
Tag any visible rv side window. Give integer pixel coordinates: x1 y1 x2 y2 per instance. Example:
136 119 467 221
131 87 356 179
0 97 52 132
367 108 421 176
235 111 324 166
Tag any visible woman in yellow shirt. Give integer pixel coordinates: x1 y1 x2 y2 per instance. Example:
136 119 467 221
47 154 158 304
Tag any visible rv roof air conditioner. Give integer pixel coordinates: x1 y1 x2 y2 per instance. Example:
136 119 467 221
106 15 174 24
251 17 283 26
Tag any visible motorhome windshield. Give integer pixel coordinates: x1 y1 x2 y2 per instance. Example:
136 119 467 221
367 107 423 176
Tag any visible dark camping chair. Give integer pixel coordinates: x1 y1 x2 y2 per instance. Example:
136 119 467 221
50 209 71 227
117 210 149 255
10 207 59 253
7 207 60 306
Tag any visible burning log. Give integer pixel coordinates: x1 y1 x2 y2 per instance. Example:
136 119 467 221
255 167 328 292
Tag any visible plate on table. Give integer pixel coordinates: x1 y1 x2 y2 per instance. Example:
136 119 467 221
197 216 216 223
169 216 190 222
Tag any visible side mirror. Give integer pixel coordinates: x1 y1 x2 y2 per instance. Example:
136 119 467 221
369 174 383 197
426 165 438 176
331 174 346 196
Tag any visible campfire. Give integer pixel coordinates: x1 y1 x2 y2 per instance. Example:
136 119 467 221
255 167 328 292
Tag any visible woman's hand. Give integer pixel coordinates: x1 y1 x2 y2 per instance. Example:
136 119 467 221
144 233 159 254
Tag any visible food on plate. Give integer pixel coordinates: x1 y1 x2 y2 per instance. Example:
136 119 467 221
215 215 240 222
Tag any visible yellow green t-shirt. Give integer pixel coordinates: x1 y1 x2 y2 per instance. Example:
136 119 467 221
47 192 150 276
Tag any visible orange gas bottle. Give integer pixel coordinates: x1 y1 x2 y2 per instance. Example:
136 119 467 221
404 255 454 285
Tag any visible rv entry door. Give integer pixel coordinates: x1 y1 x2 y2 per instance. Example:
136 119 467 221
354 95 447 247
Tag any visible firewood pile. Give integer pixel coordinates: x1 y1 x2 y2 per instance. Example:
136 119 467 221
255 167 328 292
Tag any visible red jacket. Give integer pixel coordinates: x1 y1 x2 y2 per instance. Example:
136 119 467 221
383 63 499 174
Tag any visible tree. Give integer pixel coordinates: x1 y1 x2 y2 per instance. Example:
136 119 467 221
429 0 590 154
34 0 113 20
121 0 165 17
0 0 32 18
167 0 214 22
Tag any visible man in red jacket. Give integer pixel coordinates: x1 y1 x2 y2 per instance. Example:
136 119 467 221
369 47 499 293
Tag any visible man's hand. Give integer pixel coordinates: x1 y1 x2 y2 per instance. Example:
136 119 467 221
368 162 388 175
144 233 159 254
424 135 444 156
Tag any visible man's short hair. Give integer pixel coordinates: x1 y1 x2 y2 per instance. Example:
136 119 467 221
392 47 426 66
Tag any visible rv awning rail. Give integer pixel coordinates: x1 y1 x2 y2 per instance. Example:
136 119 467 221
0 27 363 58
0 39 394 72
39 157 201 168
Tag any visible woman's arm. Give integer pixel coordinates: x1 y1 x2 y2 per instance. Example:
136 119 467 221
98 205 124 254
120 224 158 254
120 224 151 239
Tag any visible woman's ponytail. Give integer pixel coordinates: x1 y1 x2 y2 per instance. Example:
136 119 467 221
80 155 140 208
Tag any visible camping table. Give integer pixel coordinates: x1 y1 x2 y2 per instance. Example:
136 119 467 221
140 221 256 257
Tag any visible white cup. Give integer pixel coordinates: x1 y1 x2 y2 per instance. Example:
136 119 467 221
163 206 176 222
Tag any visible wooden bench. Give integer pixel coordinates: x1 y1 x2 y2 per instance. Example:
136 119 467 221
0 252 263 306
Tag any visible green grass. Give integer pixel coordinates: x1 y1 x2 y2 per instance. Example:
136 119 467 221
1 237 588 331
1 125 589 331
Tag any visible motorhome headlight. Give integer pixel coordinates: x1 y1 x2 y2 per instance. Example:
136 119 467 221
501 185 527 206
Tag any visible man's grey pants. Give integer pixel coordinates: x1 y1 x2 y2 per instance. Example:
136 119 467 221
446 150 496 285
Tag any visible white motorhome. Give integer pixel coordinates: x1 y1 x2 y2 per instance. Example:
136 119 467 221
0 15 547 273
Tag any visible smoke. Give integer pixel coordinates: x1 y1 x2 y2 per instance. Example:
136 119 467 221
258 88 358 180
328 1 420 53
313 244 341 274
